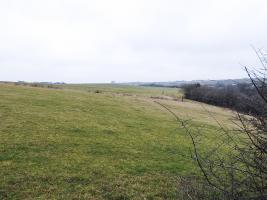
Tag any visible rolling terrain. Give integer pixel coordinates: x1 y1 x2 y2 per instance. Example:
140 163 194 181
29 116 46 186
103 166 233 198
0 83 235 199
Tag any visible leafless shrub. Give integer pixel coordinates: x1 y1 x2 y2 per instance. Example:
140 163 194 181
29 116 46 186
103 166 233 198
157 48 267 199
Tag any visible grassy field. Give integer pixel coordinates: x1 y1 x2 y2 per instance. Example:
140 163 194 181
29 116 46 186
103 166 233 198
0 83 235 199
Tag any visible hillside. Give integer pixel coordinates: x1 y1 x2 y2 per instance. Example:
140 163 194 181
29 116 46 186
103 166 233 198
0 83 235 199
132 78 250 88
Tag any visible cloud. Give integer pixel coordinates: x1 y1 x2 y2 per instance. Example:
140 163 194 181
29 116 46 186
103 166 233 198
1 0 267 82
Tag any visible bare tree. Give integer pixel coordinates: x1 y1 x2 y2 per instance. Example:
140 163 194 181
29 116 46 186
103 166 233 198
157 48 267 199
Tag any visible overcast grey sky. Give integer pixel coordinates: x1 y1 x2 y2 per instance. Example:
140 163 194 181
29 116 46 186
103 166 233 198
1 0 267 83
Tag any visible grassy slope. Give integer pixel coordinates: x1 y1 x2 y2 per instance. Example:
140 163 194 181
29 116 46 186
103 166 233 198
0 83 234 199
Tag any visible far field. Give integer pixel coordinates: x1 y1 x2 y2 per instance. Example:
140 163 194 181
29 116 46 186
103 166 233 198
0 83 235 199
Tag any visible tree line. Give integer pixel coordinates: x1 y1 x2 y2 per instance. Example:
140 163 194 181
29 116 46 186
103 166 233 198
181 82 265 116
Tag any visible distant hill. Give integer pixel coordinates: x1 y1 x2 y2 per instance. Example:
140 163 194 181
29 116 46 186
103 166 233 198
123 78 251 88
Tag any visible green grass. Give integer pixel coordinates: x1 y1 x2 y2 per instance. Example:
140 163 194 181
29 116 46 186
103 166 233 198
59 84 183 99
0 83 235 199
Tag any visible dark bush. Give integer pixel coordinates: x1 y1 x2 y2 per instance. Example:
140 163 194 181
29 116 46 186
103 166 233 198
181 83 264 116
